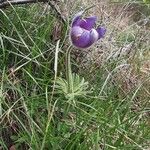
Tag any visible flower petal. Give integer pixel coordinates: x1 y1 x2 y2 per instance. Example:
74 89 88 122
71 26 91 48
79 16 97 30
84 29 99 47
72 11 84 27
96 27 106 39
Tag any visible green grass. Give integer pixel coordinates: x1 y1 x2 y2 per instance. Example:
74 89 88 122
0 1 150 150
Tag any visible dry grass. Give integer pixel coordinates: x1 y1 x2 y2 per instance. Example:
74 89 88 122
64 0 150 93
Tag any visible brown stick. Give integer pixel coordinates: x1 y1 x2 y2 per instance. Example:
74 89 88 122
0 0 48 8
0 0 66 23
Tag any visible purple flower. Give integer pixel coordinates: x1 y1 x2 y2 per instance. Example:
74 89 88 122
70 11 106 49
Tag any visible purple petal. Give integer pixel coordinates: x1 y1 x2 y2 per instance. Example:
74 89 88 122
71 26 91 48
96 27 106 39
79 16 97 30
84 29 99 47
70 26 99 48
72 11 84 27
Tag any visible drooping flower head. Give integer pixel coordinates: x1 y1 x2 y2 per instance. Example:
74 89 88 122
70 11 106 49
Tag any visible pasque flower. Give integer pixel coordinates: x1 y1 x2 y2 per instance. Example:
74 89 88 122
70 11 106 48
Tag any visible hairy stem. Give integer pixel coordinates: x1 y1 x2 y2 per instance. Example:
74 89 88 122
66 45 73 93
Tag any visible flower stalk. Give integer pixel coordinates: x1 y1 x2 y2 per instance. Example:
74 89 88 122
66 45 73 93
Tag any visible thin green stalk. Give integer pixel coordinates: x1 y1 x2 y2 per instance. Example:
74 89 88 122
41 40 60 150
0 67 5 116
83 4 96 13
66 45 73 93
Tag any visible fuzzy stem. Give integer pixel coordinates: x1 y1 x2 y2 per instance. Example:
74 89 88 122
66 45 73 93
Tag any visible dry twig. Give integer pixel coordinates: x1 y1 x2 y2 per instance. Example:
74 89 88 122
0 0 66 24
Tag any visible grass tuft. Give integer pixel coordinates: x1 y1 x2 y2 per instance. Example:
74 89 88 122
0 1 150 149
